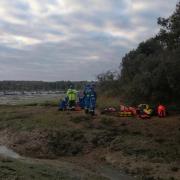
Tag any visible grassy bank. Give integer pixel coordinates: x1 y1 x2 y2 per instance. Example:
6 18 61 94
0 105 179 179
96 96 120 110
0 156 107 180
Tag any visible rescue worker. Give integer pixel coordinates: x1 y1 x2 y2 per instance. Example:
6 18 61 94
58 97 68 111
157 104 166 117
89 84 97 115
78 91 85 109
84 84 91 114
83 84 97 115
66 85 77 110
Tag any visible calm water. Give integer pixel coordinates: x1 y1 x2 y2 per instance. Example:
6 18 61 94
0 92 64 105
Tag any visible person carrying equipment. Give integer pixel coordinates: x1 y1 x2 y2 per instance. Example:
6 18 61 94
66 85 77 110
84 84 97 115
157 104 166 117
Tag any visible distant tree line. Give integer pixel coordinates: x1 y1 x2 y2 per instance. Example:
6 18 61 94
97 1 180 105
0 81 88 92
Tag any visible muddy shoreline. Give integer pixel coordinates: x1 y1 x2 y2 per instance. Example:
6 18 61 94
0 145 134 180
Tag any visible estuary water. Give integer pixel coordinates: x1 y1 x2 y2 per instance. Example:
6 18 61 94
0 91 64 105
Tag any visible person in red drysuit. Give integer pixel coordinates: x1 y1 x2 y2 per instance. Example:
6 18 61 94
157 104 166 117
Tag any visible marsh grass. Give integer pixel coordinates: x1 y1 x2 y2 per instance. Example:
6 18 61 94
0 106 73 131
0 156 107 180
100 116 115 126
70 115 91 123
0 105 179 179
96 96 120 110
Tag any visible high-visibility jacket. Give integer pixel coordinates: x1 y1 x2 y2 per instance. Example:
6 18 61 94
66 89 77 101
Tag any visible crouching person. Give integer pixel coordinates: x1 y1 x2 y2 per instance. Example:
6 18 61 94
58 97 68 111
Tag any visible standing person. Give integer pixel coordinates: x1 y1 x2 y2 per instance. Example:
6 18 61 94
89 84 97 115
83 84 91 114
83 84 97 115
78 91 85 109
66 85 77 110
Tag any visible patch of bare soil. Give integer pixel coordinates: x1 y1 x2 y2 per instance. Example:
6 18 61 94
0 129 52 158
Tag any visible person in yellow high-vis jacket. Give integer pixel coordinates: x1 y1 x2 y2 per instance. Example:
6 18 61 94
66 85 77 109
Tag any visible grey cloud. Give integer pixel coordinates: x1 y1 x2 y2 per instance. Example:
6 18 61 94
0 0 178 80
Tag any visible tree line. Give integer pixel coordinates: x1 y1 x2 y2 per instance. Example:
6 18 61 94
97 1 180 105
0 81 87 92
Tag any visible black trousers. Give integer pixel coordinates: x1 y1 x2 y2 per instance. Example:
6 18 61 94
69 100 76 107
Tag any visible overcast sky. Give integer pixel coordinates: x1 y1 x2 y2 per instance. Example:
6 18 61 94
0 0 178 81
